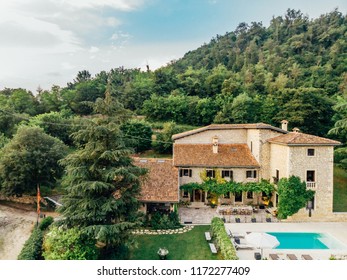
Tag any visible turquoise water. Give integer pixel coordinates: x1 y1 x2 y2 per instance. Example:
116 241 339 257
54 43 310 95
267 232 329 249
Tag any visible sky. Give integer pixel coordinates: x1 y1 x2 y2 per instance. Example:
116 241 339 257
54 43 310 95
0 0 346 93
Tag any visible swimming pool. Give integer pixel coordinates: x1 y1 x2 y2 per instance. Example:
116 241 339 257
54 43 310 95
267 232 329 249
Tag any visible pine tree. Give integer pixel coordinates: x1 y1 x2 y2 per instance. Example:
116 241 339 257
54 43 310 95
59 89 146 257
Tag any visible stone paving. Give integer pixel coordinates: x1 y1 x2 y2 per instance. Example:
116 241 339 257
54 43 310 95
178 206 278 224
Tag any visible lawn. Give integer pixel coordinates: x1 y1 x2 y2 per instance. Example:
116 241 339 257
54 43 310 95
333 165 347 212
129 225 222 260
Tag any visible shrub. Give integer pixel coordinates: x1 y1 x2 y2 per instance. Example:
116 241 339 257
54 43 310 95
43 226 99 260
39 216 54 231
17 228 44 260
150 211 182 230
210 217 238 260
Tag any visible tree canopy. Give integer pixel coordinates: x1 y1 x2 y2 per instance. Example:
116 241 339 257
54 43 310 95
0 126 68 196
59 91 146 257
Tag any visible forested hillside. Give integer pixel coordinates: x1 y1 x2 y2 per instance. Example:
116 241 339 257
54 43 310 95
0 9 346 166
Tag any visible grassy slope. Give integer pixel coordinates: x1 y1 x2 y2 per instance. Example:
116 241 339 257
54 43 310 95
129 225 222 260
333 166 347 212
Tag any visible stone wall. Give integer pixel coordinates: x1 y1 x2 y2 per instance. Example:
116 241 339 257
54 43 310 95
174 129 247 144
289 146 334 216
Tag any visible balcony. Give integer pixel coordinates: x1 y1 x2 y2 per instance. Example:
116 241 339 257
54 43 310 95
306 182 316 189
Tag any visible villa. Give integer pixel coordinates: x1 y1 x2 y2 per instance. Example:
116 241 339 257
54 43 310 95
135 121 346 222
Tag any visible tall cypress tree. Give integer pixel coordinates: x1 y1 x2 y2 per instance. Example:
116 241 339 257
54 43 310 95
59 89 146 257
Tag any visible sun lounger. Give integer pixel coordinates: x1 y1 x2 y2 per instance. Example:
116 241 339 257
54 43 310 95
226 229 232 237
269 254 280 260
287 254 298 260
232 240 254 250
301 254 313 260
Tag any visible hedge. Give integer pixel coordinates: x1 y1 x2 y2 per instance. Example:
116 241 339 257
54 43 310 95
210 217 238 260
17 216 54 260
17 227 44 260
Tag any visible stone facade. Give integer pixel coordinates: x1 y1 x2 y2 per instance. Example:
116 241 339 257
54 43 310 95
171 123 344 222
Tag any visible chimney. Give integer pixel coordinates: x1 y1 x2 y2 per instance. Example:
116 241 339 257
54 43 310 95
292 127 300 133
212 136 219 154
281 120 288 131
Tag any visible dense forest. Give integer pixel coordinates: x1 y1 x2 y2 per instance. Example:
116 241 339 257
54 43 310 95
0 9 346 167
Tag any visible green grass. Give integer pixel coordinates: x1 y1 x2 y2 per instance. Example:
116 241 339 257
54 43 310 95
129 225 222 260
333 165 347 212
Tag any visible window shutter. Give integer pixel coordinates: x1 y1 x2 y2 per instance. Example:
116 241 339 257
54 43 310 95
189 169 192 177
179 169 183 177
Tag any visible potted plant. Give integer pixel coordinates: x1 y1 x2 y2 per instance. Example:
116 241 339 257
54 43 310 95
266 214 272 222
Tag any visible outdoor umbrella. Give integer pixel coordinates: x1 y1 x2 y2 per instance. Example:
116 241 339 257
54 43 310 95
245 232 280 259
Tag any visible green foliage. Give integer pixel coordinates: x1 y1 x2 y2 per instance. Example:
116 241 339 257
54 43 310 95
0 126 68 196
18 228 43 260
150 211 181 230
59 92 146 253
38 216 54 231
28 111 74 144
210 217 238 260
277 176 315 219
120 120 153 152
334 147 347 169
0 133 9 149
43 226 99 260
153 122 184 154
143 94 217 126
180 179 275 197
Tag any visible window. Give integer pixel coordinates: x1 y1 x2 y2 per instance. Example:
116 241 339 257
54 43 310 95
247 191 253 199
307 149 315 156
221 170 233 179
224 192 231 199
274 169 279 184
306 196 315 210
182 190 189 198
306 170 315 182
179 169 192 177
235 192 243 202
206 169 215 178
246 170 257 178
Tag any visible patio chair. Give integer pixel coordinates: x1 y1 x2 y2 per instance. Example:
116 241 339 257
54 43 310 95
301 254 313 260
269 253 280 260
287 254 298 260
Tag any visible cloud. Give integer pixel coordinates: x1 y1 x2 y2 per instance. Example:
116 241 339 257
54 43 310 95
59 0 146 11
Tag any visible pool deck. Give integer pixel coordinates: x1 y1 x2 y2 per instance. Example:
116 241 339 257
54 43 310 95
225 222 347 260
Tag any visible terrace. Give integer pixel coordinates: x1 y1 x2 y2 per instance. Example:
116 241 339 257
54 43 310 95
179 205 278 224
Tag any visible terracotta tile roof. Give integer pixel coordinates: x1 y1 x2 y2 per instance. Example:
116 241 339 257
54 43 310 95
172 123 287 140
133 158 179 203
173 144 260 168
268 132 341 146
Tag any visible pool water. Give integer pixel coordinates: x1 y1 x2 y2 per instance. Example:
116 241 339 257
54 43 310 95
267 232 329 249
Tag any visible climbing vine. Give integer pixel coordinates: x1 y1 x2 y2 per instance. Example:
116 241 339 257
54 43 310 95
180 178 275 197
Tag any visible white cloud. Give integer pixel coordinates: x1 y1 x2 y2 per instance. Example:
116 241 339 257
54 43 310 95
59 0 146 11
89 47 100 53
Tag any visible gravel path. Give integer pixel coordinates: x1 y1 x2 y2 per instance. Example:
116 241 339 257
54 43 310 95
0 204 37 260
